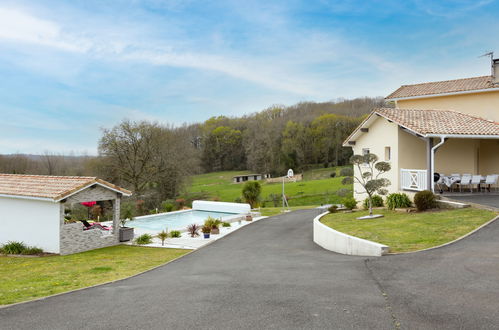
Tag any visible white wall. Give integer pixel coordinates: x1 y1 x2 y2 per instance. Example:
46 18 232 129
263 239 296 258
352 117 399 202
0 197 61 253
313 213 389 257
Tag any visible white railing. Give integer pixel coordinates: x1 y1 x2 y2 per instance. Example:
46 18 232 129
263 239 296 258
400 169 428 191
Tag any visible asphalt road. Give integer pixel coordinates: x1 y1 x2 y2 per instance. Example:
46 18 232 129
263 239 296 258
1 209 498 329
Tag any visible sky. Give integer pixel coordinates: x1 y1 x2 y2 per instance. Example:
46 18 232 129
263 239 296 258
1 0 499 155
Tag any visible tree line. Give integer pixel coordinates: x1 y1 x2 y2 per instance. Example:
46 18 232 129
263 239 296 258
0 97 386 207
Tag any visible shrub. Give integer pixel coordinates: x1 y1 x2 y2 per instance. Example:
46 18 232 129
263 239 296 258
0 241 43 255
234 197 242 203
23 247 43 255
328 205 338 213
414 190 437 211
135 234 153 245
222 221 231 227
1 241 27 254
330 172 336 178
186 224 200 237
342 197 357 210
156 230 168 246
161 201 174 212
335 188 351 198
339 167 354 177
386 193 412 210
169 230 181 238
363 195 384 209
175 198 186 210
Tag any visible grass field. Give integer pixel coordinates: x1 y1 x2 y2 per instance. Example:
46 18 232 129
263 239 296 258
320 208 497 253
185 167 351 207
0 245 190 305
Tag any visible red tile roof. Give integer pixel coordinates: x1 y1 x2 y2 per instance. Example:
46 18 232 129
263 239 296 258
386 76 497 99
343 108 499 146
375 108 499 136
0 174 132 201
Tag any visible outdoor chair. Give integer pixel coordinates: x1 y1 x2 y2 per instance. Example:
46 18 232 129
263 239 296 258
448 174 460 192
457 174 471 192
470 175 482 192
80 220 111 231
483 175 499 192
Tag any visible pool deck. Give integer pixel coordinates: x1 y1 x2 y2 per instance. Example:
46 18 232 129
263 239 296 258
126 216 267 249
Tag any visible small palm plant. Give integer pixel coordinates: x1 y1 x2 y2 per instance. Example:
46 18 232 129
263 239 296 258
157 229 169 246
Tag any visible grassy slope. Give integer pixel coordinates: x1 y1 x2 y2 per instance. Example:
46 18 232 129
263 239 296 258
0 245 190 305
186 167 351 206
320 208 497 252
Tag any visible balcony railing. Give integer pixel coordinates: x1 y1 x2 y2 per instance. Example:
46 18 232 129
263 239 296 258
401 169 427 191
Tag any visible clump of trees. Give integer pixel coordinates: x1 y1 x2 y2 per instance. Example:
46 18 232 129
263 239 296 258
0 97 388 212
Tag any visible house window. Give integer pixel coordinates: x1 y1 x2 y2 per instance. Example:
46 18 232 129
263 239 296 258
362 148 370 165
385 147 391 161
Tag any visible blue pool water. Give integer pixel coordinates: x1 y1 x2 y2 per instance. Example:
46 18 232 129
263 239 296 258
127 210 240 231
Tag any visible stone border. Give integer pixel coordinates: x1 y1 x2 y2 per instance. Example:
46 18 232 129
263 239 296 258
313 212 389 257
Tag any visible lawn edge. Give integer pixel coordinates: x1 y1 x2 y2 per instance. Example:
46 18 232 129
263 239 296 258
0 246 195 309
387 214 499 255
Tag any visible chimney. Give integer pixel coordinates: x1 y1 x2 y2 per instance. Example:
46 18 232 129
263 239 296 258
493 58 499 84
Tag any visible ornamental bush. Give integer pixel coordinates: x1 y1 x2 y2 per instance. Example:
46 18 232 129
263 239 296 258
414 190 437 211
135 234 153 245
363 195 384 209
342 197 358 210
386 193 412 210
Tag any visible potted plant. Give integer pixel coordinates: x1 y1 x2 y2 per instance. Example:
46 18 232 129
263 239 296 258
119 203 135 242
204 217 221 235
201 225 211 239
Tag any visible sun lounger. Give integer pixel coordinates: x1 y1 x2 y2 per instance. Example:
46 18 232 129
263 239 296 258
80 220 111 231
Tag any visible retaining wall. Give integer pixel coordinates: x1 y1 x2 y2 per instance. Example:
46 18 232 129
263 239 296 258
313 212 389 257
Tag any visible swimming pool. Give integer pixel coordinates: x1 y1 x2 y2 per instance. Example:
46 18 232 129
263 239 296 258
127 209 242 232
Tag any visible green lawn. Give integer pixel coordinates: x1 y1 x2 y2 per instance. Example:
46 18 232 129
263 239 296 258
320 208 497 253
0 245 190 305
185 167 351 207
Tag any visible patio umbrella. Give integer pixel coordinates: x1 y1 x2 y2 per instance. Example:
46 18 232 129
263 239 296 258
81 201 97 219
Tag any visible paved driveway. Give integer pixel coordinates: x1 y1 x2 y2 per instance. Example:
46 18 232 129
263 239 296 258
447 194 499 210
1 209 498 329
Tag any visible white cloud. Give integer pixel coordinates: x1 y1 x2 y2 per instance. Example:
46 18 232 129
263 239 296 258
0 7 89 52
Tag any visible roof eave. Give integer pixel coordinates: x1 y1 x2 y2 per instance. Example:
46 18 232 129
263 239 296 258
0 193 56 202
386 87 499 101
425 133 499 139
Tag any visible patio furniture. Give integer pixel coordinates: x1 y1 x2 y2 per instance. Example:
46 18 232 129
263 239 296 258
483 175 499 192
470 175 482 192
457 174 472 192
80 220 111 231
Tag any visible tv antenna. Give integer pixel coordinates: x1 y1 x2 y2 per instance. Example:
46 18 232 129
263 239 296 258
479 51 494 77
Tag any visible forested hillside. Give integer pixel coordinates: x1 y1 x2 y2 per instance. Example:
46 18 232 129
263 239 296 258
0 97 386 204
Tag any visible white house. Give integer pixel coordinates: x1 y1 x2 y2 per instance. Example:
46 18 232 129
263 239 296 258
0 174 131 255
343 60 499 202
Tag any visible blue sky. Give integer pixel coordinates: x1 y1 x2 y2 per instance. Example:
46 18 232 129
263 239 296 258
1 0 498 154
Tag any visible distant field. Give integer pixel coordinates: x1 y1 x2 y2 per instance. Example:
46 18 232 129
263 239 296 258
185 167 352 207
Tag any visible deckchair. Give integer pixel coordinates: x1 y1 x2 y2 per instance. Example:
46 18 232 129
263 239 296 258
80 220 111 231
